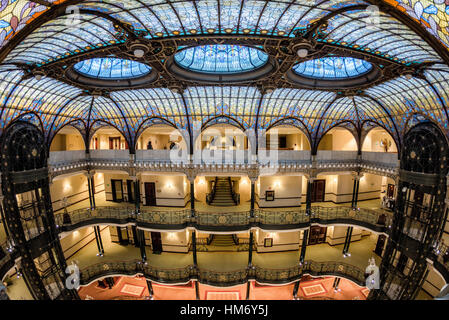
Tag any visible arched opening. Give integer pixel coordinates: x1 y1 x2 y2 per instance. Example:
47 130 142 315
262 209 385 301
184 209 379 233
136 124 187 151
50 125 85 151
362 127 398 153
90 126 128 150
264 125 311 151
196 124 250 151
317 127 358 151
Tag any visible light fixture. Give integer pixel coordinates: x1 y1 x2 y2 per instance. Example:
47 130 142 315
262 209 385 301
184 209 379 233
134 48 145 58
297 48 308 58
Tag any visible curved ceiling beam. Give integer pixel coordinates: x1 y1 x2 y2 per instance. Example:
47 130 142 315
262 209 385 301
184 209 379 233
358 93 403 151
179 90 193 155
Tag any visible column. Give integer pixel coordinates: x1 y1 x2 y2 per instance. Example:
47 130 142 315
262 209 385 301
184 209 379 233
146 279 154 299
342 226 353 257
195 280 200 300
0 194 10 238
332 277 341 292
94 226 104 256
131 175 146 262
299 229 308 264
248 230 254 267
249 176 257 218
187 173 196 218
292 280 300 300
85 171 95 210
351 172 363 209
192 230 198 267
246 281 251 300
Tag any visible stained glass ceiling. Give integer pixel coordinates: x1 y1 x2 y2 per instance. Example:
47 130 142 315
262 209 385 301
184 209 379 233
293 56 373 79
74 57 152 79
0 0 449 152
174 45 269 74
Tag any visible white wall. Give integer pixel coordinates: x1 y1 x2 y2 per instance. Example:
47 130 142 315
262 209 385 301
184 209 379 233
255 230 300 253
258 175 302 207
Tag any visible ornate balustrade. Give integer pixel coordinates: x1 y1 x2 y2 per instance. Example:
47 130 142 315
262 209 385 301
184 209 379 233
77 259 367 287
56 205 392 234
48 151 399 180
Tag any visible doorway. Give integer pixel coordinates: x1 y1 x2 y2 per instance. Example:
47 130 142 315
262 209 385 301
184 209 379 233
116 227 129 245
308 226 327 245
111 179 124 202
144 182 156 206
109 137 121 150
151 232 162 254
126 180 134 203
311 179 326 202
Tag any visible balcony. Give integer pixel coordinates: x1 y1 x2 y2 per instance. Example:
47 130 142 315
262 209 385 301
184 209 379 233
55 206 392 234
77 259 366 287
48 150 399 179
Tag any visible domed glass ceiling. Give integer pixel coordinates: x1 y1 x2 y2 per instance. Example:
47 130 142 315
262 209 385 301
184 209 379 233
174 45 269 74
293 57 373 79
74 58 152 79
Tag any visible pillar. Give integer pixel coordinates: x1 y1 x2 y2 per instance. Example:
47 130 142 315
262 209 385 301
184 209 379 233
187 173 196 217
192 230 197 267
94 226 104 256
0 194 10 238
293 280 300 300
195 280 200 300
85 171 96 210
333 277 341 291
250 177 256 218
146 279 154 299
248 230 254 267
246 281 251 300
139 228 147 262
342 226 353 256
300 229 308 264
131 175 146 262
351 172 363 209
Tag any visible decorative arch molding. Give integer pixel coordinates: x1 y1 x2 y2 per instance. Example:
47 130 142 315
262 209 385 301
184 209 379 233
360 120 401 156
2 111 45 138
201 115 246 133
134 116 189 152
265 117 313 151
46 119 88 153
312 120 360 155
87 119 131 152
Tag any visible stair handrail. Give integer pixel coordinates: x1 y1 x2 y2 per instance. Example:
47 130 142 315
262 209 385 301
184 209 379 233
206 177 218 204
228 177 240 205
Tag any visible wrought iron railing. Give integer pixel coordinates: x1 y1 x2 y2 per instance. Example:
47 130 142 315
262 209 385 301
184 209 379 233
56 205 391 232
77 259 367 287
137 209 191 225
195 211 251 227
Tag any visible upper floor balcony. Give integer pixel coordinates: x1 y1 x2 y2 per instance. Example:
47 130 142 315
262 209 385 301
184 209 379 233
48 150 399 179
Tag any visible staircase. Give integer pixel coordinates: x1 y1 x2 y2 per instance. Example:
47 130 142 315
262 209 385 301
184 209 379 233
209 177 235 206
209 234 235 247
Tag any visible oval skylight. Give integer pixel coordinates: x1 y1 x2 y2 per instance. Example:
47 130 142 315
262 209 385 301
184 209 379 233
174 45 269 74
293 56 373 79
74 57 152 79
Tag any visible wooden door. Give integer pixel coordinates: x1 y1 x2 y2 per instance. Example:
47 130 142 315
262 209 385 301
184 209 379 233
151 232 162 253
144 182 156 206
311 179 326 202
374 235 386 256
396 253 408 273
126 180 134 203
117 227 129 245
111 179 124 202
109 137 120 150
308 226 327 245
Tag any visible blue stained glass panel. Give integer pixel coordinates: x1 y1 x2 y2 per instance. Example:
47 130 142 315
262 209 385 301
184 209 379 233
293 57 373 79
74 58 152 79
174 45 268 73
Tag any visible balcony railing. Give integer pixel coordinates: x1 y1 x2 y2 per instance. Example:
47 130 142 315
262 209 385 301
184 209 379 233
48 150 399 169
56 205 392 234
77 259 367 287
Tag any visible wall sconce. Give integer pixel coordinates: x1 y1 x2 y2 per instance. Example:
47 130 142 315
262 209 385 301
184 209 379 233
274 181 281 188
333 177 338 183
198 177 205 185
166 182 173 189
63 182 72 193
241 178 248 185
167 232 176 240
